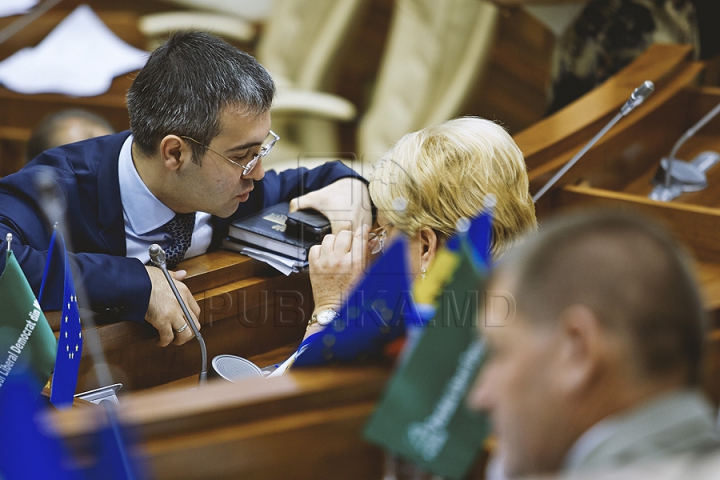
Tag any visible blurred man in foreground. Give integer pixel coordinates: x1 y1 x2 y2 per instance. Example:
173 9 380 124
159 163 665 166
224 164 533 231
469 209 720 479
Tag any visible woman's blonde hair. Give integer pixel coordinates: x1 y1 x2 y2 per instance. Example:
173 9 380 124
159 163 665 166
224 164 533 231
369 117 537 259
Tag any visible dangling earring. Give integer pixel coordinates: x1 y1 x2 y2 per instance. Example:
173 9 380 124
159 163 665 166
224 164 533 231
421 267 427 279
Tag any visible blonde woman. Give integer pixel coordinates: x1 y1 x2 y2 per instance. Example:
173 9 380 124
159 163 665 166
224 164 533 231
306 116 537 332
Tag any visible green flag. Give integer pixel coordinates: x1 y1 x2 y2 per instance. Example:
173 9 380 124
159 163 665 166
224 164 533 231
363 227 491 480
0 249 57 395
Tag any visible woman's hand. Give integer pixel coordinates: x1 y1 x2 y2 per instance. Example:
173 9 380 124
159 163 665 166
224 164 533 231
305 225 370 338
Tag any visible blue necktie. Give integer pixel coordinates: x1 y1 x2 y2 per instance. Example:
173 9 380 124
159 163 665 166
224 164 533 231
164 212 196 269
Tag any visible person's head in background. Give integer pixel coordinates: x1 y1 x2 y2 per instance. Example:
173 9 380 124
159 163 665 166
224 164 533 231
468 209 710 479
26 108 115 162
369 116 536 278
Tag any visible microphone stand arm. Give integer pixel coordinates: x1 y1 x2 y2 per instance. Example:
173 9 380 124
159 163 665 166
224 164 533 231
532 80 654 203
533 111 624 203
150 245 208 385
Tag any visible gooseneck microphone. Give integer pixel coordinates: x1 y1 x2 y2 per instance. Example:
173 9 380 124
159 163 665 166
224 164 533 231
533 80 655 202
149 244 207 385
648 98 720 201
664 101 720 188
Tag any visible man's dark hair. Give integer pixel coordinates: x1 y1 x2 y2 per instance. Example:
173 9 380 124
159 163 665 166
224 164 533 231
126 31 275 163
26 108 115 161
499 209 707 385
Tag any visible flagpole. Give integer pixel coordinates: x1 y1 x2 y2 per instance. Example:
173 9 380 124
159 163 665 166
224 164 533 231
33 169 114 392
34 171 140 480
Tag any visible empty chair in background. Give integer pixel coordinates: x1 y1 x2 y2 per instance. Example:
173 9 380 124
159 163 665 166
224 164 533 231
138 0 274 50
262 0 501 177
138 0 368 168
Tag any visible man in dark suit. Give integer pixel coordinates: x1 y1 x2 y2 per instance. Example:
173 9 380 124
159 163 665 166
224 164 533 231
0 31 370 347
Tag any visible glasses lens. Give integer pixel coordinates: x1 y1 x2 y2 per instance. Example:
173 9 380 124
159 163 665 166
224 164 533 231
243 131 278 176
242 155 259 175
262 131 278 153
263 130 280 149
368 232 384 255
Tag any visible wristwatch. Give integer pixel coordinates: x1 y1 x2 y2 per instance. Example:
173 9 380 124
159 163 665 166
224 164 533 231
308 308 339 327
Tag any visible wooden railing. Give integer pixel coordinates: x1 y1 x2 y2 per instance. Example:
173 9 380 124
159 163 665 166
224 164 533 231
514 43 720 406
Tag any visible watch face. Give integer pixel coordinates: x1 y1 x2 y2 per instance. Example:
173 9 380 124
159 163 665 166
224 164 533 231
317 309 337 326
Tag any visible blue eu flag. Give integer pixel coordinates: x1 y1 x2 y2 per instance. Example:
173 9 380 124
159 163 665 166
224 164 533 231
39 228 82 409
0 373 80 479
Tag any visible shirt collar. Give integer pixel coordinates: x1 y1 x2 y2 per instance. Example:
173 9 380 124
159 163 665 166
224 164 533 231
118 135 175 234
563 389 717 471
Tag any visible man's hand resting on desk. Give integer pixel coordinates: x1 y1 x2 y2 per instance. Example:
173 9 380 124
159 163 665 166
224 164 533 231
145 266 201 347
289 177 372 234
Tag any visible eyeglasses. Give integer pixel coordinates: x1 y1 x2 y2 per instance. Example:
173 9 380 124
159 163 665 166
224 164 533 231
180 130 279 176
368 222 394 255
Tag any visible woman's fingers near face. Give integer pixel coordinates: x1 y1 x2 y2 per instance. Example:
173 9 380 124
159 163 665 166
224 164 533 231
333 229 354 252
350 226 367 268
320 233 336 253
309 244 321 262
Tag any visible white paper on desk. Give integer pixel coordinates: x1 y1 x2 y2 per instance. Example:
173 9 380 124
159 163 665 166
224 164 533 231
0 4 148 96
240 246 308 276
267 343 309 377
0 0 37 18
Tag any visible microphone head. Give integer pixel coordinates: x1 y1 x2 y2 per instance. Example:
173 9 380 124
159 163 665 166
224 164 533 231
632 80 655 102
149 244 166 266
621 80 655 115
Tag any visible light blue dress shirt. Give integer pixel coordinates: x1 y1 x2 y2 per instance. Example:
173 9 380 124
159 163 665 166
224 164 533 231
117 135 212 266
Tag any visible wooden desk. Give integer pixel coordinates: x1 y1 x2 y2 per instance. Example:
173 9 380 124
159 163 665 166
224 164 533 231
49 365 390 480
47 250 313 393
515 44 720 293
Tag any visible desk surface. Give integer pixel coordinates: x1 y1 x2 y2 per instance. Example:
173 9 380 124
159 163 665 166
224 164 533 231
46 250 313 393
144 342 301 393
51 363 393 480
